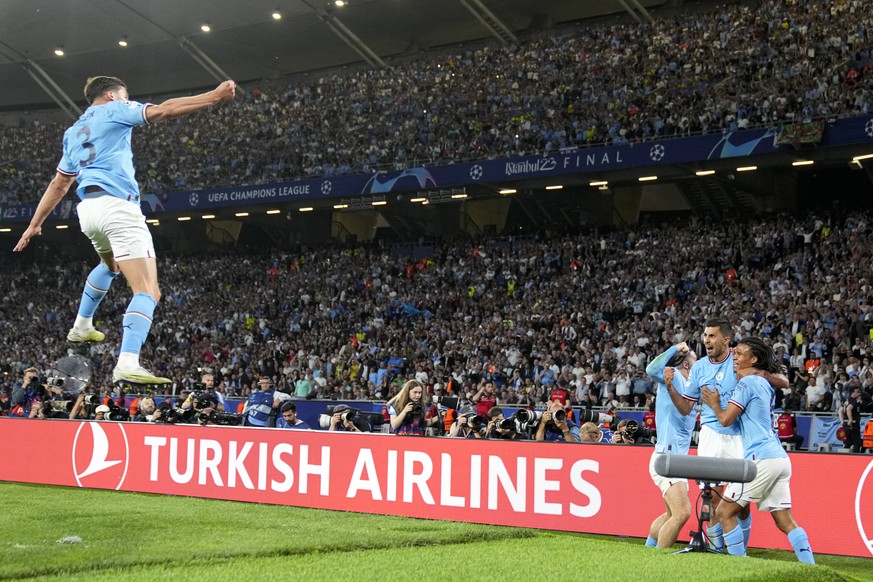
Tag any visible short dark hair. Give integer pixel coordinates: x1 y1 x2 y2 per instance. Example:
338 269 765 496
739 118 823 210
281 401 297 414
83 76 127 104
704 318 733 338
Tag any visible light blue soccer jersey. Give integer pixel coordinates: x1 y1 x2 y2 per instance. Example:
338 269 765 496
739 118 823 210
728 375 787 461
687 351 739 435
645 346 697 454
57 100 150 202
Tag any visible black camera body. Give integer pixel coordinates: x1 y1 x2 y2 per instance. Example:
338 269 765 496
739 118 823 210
409 402 423 417
104 405 130 422
199 408 243 426
620 419 654 443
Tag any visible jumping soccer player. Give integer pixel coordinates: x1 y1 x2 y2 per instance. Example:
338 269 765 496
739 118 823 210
14 76 235 384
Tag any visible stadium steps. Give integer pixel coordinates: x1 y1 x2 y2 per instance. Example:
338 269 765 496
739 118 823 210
679 177 759 216
679 179 718 215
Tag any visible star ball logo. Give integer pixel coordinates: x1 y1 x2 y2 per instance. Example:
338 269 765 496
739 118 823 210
470 165 483 180
71 422 130 490
321 180 332 195
856 459 873 557
188 192 199 207
649 144 665 161
865 118 873 138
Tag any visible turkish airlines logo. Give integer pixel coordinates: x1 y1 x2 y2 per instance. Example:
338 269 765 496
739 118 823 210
71 422 130 490
857 459 873 557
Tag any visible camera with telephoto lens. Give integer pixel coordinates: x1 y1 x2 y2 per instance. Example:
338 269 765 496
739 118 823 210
468 415 488 431
198 408 243 426
192 391 217 410
494 417 516 431
618 419 654 443
46 377 65 389
104 404 130 422
409 402 423 416
42 397 75 419
160 404 191 424
515 409 543 428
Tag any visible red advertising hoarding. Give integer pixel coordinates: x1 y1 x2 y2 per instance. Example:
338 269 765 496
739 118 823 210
1 418 870 558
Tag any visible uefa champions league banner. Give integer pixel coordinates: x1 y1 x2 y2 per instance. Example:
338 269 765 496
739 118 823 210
1 418 872 558
2 116 872 223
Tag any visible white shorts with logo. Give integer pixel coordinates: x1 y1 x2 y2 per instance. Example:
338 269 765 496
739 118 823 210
77 194 155 261
649 451 688 495
723 457 792 512
697 424 744 459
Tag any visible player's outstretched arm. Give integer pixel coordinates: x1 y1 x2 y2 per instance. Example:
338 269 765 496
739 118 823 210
13 172 76 252
146 80 236 123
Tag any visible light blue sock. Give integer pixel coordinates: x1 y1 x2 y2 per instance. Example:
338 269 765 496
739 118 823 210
724 525 746 557
645 535 657 547
120 293 157 356
78 263 119 318
738 513 752 547
706 523 724 552
787 527 815 564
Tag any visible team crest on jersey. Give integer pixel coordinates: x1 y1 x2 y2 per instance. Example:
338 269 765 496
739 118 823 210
715 372 724 381
123 101 137 109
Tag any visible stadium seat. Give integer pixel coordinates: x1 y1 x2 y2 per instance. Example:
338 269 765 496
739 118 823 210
781 442 795 451
813 443 832 453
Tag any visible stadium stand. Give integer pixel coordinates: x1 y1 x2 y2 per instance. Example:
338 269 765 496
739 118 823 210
1 0 872 205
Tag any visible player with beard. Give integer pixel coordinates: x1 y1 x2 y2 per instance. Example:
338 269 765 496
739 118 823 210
686 319 788 551
702 338 814 564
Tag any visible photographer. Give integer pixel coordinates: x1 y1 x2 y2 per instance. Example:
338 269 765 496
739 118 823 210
387 379 440 436
242 376 277 427
534 401 581 443
484 407 523 440
181 373 224 411
328 404 370 432
9 368 42 418
276 401 311 429
131 396 156 421
611 418 653 444
448 406 484 439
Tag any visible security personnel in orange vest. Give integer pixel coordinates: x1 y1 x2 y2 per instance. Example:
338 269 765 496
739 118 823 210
862 419 873 452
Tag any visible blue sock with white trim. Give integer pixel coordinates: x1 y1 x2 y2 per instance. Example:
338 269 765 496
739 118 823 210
76 263 119 324
738 513 752 547
788 528 815 564
119 293 157 360
724 525 746 557
706 523 724 552
645 535 657 547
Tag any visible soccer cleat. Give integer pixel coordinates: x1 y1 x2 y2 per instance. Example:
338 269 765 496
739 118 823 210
112 365 171 385
67 327 106 343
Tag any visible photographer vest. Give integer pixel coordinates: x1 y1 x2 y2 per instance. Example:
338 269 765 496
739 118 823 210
245 390 274 427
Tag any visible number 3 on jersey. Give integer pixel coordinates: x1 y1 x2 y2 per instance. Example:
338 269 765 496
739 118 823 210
76 125 96 167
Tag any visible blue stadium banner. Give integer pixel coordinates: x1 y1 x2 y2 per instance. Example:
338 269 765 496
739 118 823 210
3 115 873 222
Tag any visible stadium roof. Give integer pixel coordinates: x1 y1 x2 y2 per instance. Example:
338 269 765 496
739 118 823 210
0 0 694 114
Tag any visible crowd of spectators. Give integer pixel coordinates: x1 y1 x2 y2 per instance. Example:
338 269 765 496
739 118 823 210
1 210 872 424
2 0 873 205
